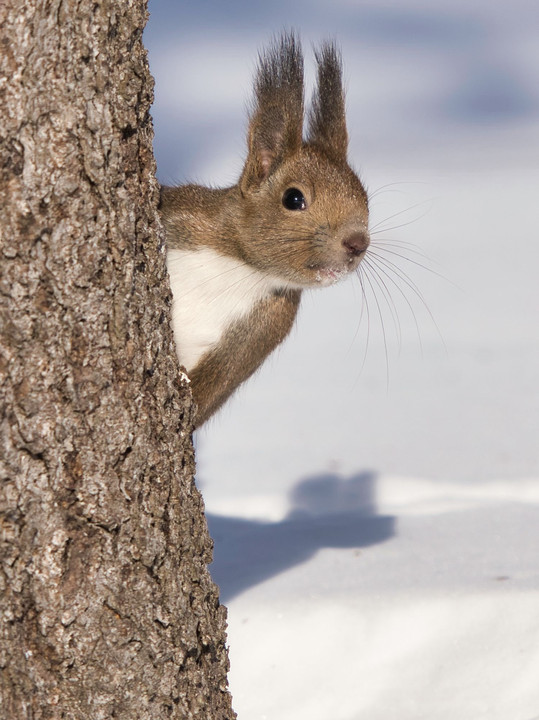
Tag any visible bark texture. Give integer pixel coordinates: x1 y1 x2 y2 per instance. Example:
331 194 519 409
0 2 235 718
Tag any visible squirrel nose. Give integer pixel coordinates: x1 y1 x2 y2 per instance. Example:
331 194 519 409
342 231 369 257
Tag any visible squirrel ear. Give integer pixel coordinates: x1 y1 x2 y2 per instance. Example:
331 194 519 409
307 41 348 164
240 32 304 191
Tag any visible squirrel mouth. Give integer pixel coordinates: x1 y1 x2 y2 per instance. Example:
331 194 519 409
306 264 351 286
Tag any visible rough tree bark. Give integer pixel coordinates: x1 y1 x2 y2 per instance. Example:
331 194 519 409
0 2 235 718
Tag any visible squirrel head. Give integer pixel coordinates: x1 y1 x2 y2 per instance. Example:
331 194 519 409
237 33 369 288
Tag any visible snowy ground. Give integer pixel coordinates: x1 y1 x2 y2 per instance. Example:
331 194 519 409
145 2 539 718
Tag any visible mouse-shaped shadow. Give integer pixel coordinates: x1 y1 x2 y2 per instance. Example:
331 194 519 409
206 470 395 603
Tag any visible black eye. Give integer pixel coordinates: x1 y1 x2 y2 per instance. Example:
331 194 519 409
282 187 307 211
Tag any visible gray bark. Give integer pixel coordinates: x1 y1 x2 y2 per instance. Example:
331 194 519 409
0 1 235 718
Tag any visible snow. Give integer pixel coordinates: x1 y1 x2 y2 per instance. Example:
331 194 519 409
145 2 539 718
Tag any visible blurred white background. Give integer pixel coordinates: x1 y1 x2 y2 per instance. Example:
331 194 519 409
145 3 539 718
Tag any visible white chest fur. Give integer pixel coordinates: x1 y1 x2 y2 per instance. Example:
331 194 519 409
167 247 289 372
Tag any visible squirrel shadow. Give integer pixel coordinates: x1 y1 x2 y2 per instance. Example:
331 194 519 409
206 470 395 603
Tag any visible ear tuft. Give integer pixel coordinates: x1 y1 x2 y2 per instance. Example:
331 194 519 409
241 32 304 191
307 41 348 164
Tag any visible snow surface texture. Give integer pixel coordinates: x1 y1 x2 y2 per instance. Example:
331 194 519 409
145 2 539 718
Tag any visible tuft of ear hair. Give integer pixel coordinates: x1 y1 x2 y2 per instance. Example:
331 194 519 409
240 32 304 190
307 41 348 164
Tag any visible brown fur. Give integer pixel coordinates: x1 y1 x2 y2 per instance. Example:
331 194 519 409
160 33 370 427
188 289 301 426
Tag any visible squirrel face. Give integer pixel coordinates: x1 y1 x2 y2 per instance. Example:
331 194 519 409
238 145 369 288
233 34 370 290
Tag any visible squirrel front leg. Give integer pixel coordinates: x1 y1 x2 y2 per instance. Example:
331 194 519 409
189 289 301 427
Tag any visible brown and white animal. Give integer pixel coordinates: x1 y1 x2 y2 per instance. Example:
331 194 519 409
160 33 370 427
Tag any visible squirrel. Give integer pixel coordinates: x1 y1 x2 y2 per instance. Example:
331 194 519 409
160 33 370 428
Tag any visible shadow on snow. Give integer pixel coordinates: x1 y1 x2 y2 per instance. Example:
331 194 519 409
207 470 395 603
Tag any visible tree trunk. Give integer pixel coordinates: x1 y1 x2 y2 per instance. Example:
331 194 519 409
0 2 235 718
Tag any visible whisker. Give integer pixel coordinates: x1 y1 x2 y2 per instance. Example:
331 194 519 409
368 181 429 202
365 255 424 352
358 261 390 387
352 265 372 374
370 215 430 236
371 238 424 251
363 257 402 350
367 251 446 350
370 238 430 259
169 258 258 300
368 251 429 306
371 240 433 265
369 200 433 233
370 244 449 282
